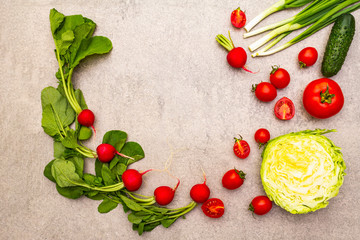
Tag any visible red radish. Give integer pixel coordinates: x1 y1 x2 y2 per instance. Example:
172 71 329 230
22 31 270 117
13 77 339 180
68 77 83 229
96 143 134 163
154 179 180 206
190 173 210 203
122 169 152 191
77 109 96 134
216 31 254 73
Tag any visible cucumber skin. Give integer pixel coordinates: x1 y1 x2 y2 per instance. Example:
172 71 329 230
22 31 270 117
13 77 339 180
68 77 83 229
321 14 355 77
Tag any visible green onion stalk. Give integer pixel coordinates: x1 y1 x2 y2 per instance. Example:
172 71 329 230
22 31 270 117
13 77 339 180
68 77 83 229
253 0 360 57
247 0 352 52
244 0 314 32
244 0 326 38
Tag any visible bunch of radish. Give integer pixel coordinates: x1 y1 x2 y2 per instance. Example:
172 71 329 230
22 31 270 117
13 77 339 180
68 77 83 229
96 142 185 206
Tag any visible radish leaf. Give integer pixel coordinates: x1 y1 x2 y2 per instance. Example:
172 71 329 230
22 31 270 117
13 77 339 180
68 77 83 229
98 198 118 213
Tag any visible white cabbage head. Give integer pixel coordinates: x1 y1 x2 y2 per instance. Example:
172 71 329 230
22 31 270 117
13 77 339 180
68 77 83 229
261 129 346 214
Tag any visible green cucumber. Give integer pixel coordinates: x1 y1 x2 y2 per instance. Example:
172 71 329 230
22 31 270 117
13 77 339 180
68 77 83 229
321 14 355 77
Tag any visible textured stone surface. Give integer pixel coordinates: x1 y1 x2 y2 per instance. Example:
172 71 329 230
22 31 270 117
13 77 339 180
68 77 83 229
1 0 359 239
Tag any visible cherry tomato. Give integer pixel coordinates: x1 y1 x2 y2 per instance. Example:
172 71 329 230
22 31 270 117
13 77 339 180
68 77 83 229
274 97 295 120
201 198 225 218
298 47 318 68
269 66 290 89
303 78 344 119
233 136 250 159
254 128 270 147
253 82 277 102
222 168 246 190
249 196 272 215
231 7 246 28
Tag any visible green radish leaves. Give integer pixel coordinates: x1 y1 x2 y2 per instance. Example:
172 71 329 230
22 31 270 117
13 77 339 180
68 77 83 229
43 9 196 235
71 36 112 68
49 8 65 35
96 130 145 177
50 8 112 70
103 130 128 151
41 87 75 138
98 198 119 213
61 129 80 149
51 159 85 188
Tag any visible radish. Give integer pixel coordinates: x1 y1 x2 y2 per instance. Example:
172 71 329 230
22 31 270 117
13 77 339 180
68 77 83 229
121 169 152 191
190 173 210 203
96 143 134 163
77 109 96 134
154 179 180 206
215 31 254 73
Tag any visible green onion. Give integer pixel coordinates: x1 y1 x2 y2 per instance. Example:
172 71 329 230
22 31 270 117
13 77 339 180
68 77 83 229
244 0 314 32
253 1 360 57
248 0 351 52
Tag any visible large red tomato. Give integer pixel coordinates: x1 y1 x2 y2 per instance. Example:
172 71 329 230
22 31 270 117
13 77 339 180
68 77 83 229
303 78 344 119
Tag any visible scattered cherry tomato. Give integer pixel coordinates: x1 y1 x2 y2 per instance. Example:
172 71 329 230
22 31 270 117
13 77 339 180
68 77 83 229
303 78 344 119
233 136 250 159
222 168 246 190
254 128 270 147
270 66 290 89
274 97 295 120
253 82 277 102
231 7 246 28
201 198 225 218
298 47 318 68
249 196 272 215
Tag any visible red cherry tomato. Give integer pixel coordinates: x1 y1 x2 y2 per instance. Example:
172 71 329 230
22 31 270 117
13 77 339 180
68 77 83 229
231 7 246 28
303 78 344 119
274 97 295 120
298 47 318 68
254 128 270 147
249 196 272 215
233 136 250 159
201 198 225 218
222 168 246 190
269 66 290 89
253 82 277 102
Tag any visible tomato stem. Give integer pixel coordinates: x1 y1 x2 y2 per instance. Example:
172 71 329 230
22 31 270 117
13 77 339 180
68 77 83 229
320 84 335 104
234 135 243 142
270 65 279 75
251 84 258 92
299 61 307 68
235 168 246 179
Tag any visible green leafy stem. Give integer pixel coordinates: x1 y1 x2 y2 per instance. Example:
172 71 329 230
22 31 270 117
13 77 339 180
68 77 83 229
55 56 82 114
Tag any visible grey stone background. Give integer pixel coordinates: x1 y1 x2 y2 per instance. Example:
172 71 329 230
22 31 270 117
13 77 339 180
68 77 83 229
1 0 359 239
